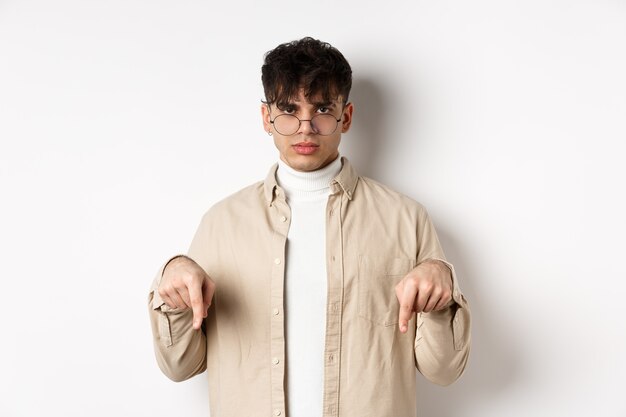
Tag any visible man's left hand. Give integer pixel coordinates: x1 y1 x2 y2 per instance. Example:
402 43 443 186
395 259 454 333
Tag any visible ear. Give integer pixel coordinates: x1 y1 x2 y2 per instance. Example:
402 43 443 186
261 103 272 133
340 102 354 133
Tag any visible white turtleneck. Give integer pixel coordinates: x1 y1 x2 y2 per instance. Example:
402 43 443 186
276 155 343 417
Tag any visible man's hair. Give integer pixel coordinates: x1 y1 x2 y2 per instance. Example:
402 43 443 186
261 37 352 107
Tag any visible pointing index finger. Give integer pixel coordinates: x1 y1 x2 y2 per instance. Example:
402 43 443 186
398 278 417 333
187 280 205 330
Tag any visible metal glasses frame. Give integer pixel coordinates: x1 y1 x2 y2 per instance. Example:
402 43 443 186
268 104 346 136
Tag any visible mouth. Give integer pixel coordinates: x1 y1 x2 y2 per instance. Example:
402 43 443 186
292 142 319 155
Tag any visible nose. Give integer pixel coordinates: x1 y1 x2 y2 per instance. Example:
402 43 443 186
297 120 314 135
297 116 316 135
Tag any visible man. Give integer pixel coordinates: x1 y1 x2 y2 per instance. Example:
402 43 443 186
147 37 471 417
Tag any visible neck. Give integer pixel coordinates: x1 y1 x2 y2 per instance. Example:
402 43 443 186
276 156 342 201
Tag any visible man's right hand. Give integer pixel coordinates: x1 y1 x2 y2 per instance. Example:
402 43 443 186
158 256 215 330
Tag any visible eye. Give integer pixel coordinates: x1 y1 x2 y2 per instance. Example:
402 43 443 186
317 106 331 114
282 106 296 114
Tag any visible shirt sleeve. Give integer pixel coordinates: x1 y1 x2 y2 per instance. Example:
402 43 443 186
413 206 472 386
147 213 212 382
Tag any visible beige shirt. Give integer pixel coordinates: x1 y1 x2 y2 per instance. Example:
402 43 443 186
147 156 471 417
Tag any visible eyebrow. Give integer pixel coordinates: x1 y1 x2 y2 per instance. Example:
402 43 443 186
312 101 336 108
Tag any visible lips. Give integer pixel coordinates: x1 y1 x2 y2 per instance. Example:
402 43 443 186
292 142 319 155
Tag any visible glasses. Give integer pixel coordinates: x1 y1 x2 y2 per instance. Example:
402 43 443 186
270 113 342 136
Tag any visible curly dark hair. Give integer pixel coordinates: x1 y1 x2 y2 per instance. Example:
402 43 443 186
261 37 352 107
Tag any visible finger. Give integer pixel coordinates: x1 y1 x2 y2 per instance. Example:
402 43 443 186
168 290 188 310
202 279 215 316
179 287 192 307
187 280 205 330
398 279 418 333
159 288 185 309
422 289 441 313
160 292 176 309
415 283 431 313
433 291 453 311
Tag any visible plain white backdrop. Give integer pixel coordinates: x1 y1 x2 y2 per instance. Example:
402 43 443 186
1 1 625 416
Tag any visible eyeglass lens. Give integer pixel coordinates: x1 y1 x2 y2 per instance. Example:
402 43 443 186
273 114 339 136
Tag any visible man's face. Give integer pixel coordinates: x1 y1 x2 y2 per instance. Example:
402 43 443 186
261 89 353 172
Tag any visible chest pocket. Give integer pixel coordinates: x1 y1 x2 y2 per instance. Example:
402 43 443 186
357 255 416 327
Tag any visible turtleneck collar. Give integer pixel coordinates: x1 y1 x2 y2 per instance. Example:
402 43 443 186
276 155 343 201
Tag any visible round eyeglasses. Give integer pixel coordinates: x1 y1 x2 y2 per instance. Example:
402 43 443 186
269 113 342 136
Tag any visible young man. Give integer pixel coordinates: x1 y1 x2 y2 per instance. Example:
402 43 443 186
147 37 471 417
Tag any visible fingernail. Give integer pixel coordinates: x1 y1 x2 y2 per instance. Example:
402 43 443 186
400 324 407 332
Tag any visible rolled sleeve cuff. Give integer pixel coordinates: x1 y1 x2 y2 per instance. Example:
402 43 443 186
419 257 471 351
422 257 467 308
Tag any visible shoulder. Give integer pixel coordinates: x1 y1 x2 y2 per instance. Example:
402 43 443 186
357 176 427 214
200 180 266 223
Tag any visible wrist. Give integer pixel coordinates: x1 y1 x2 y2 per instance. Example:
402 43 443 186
162 254 192 276
421 258 453 285
420 258 449 274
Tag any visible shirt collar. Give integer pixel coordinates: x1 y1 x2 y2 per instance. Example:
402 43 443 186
264 156 359 206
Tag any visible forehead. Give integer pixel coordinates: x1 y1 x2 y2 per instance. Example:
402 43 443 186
280 90 343 106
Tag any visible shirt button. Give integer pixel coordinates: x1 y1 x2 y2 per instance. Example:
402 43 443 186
274 258 281 265
329 209 334 216
331 255 336 262
272 357 279 365
280 216 287 222
272 308 280 316
274 410 282 416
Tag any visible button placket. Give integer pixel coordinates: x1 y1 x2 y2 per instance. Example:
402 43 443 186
322 193 345 417
269 198 290 417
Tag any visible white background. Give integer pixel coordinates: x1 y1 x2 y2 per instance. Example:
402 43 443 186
1 1 625 416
